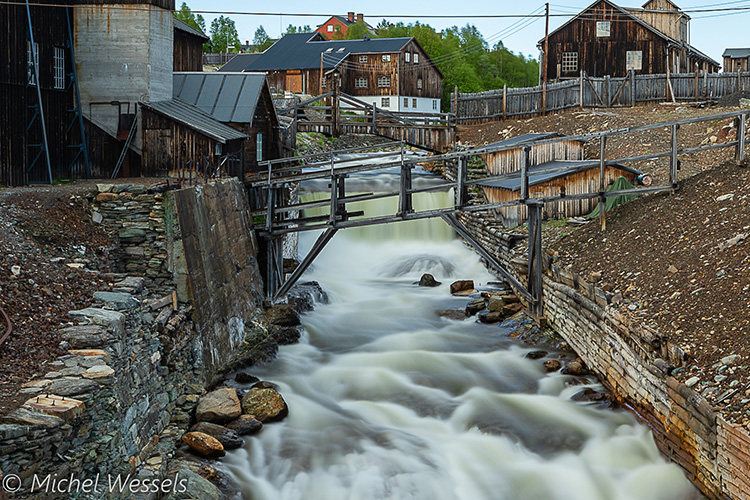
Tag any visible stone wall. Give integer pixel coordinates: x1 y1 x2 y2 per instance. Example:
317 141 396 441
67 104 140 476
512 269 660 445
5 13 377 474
456 209 750 500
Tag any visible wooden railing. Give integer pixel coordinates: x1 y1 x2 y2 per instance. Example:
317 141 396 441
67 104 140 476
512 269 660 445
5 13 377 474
453 71 750 123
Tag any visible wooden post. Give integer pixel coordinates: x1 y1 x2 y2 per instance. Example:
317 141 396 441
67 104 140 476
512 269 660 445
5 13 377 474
703 70 708 100
502 84 507 120
542 80 547 116
630 69 636 107
738 70 742 93
332 72 340 137
527 201 544 318
453 85 458 116
456 155 468 208
670 124 679 188
666 49 672 102
579 72 584 111
371 105 377 134
521 146 530 200
398 142 413 216
736 114 746 163
599 135 606 231
543 2 549 86
604 75 611 107
694 64 699 102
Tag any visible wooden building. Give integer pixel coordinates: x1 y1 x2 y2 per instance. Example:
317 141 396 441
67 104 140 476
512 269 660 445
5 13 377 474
540 0 719 81
0 0 82 185
220 33 443 114
315 12 374 40
723 48 750 73
141 98 247 177
476 133 642 226
174 18 208 72
173 72 282 173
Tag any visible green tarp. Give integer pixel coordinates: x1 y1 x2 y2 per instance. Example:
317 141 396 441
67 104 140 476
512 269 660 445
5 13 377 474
587 176 638 218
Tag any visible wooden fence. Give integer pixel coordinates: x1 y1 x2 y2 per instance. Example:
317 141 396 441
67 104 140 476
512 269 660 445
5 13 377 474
453 71 750 123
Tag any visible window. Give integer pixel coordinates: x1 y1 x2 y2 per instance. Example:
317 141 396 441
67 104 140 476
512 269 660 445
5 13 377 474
355 77 367 88
417 78 422 89
215 143 223 156
596 21 610 37
382 54 391 62
27 41 39 86
433 100 438 110
381 97 390 107
413 98 417 108
256 134 263 162
377 75 390 87
359 55 368 63
562 52 578 72
54 47 65 90
327 25 333 32
334 25 341 32
414 53 419 64
626 50 643 71
325 47 333 53
403 97 408 108
321 76 327 87
405 52 410 62
337 47 345 52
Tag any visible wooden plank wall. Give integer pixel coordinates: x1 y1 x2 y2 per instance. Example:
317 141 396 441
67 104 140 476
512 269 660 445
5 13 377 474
455 72 750 124
482 140 584 176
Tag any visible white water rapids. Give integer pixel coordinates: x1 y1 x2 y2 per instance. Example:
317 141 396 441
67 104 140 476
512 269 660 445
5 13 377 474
224 167 701 500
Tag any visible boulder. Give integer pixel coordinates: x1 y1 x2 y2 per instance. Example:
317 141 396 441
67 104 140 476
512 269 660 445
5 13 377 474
241 385 288 422
92 291 139 311
225 415 263 435
165 469 222 500
562 360 588 376
543 360 562 372
189 422 243 450
436 309 466 321
268 304 301 327
465 299 486 316
502 302 524 316
196 388 242 424
235 372 260 385
525 350 548 360
181 432 225 459
478 312 504 324
450 280 474 294
418 274 441 287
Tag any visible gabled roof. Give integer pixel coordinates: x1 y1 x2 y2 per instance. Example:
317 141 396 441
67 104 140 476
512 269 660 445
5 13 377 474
220 32 413 72
141 98 248 143
723 48 750 59
477 160 641 191
219 53 263 73
174 18 209 41
317 15 376 31
173 72 269 124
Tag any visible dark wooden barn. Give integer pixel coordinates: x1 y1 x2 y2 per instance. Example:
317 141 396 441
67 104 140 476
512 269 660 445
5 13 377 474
0 1 85 186
173 72 282 173
476 133 642 226
723 48 750 73
141 98 247 177
540 0 719 81
174 18 208 72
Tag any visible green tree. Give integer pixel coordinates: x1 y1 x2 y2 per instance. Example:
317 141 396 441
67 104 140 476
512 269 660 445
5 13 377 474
210 15 240 53
345 20 371 40
175 2 206 34
285 24 312 34
253 25 274 52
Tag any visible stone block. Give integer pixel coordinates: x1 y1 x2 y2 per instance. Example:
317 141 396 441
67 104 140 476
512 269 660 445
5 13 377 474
69 349 110 362
45 377 99 397
22 396 85 421
68 308 124 334
92 292 139 311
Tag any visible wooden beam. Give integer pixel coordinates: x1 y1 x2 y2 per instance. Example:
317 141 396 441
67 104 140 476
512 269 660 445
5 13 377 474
670 124 679 187
737 114 746 163
273 228 338 300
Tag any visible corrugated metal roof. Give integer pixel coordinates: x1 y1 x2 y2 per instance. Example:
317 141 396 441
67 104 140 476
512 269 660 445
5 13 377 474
476 160 641 191
223 32 412 72
174 18 209 41
723 48 750 59
173 72 267 124
142 98 248 143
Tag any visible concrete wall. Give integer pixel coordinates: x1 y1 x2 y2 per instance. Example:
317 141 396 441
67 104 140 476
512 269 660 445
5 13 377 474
74 4 174 151
455 208 750 500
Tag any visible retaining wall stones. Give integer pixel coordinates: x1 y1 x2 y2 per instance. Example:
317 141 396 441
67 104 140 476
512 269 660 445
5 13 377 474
457 209 750 500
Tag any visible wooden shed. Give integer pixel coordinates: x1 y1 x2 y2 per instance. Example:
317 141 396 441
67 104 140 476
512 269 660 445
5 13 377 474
174 18 208 72
723 49 750 73
140 98 247 178
476 133 642 226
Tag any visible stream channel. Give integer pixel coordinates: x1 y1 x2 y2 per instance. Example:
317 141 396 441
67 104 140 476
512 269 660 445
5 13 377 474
225 161 701 500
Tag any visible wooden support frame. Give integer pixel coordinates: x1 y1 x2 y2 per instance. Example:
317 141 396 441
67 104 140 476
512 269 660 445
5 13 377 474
526 202 544 317
273 228 338 301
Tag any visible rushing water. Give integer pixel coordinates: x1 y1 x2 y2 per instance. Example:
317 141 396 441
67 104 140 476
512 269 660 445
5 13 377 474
224 168 700 500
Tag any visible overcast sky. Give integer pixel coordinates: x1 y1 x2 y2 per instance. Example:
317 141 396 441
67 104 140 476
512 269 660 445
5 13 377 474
186 0 749 67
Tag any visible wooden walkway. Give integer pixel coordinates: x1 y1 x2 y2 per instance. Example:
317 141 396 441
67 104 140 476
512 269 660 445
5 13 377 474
278 91 456 153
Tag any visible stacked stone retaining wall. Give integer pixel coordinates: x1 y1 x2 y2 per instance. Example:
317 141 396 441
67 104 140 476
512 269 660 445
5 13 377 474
456 209 750 500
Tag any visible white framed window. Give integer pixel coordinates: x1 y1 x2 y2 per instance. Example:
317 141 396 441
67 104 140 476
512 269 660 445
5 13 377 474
403 97 408 108
359 55 367 63
433 100 438 110
27 41 39 86
54 47 65 90
596 21 610 37
382 54 391 62
256 133 263 162
626 50 643 71
377 75 390 87
327 25 333 32
215 143 223 155
405 52 410 62
414 53 419 64
562 52 578 72
413 98 417 108
355 77 367 88
381 97 390 107
417 78 422 89
321 76 327 87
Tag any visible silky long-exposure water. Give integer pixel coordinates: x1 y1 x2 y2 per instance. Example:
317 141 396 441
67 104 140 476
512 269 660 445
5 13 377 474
224 168 700 500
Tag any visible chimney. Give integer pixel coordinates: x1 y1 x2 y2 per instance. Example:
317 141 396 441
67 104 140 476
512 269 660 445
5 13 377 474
245 40 249 45
347 12 355 22
357 13 364 22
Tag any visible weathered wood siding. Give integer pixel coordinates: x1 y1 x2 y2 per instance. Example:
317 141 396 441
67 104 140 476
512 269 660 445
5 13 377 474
629 0 687 42
173 29 204 72
340 52 399 98
546 0 669 80
399 39 442 99
724 57 749 73
0 2 80 185
236 86 281 173
482 166 637 226
86 118 140 179
481 140 584 176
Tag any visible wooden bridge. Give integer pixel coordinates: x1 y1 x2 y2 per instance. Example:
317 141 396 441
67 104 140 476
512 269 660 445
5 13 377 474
253 108 750 315
278 90 456 153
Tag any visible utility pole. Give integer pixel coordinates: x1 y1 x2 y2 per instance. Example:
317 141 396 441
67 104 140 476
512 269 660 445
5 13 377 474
543 2 549 85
